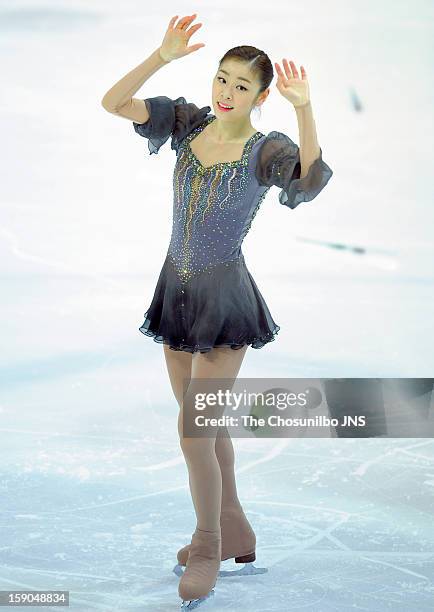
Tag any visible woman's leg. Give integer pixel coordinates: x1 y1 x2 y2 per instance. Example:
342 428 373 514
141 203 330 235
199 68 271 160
178 346 248 532
162 344 193 408
215 426 242 510
163 343 245 514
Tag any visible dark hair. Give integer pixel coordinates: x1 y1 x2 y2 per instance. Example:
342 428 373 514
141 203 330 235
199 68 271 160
218 45 274 101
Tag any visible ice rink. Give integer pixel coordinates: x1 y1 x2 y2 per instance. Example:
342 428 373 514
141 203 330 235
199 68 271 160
1 0 434 609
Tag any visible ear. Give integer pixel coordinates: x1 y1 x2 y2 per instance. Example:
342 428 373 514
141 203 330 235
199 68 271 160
257 88 270 107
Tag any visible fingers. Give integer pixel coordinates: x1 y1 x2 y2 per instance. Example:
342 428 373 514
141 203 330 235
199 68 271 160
186 43 206 55
274 62 286 83
283 59 295 79
167 15 179 30
289 60 298 77
274 62 283 77
186 22 202 37
274 59 306 79
173 13 198 30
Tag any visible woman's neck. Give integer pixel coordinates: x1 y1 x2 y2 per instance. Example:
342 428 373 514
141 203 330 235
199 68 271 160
207 117 256 144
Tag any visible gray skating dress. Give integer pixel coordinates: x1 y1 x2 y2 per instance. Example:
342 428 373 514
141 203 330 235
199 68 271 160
133 95 333 353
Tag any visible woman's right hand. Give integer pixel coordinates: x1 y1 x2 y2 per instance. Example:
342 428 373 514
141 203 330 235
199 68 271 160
159 14 205 62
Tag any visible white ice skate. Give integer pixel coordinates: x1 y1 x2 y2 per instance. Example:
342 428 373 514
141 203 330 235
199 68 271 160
174 507 268 578
178 528 220 611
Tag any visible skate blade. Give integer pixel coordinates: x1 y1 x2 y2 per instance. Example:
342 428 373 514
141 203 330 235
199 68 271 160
180 588 215 609
174 562 268 578
218 562 268 577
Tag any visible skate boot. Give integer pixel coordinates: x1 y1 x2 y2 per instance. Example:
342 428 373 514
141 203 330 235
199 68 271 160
178 527 221 610
174 506 267 578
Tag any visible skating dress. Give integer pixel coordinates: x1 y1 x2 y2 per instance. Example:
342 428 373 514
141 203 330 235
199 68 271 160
133 95 333 354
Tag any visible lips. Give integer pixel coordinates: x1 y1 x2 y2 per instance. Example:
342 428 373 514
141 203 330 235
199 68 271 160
217 101 234 111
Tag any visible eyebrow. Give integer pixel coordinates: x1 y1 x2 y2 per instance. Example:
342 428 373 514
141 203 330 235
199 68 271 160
218 69 252 84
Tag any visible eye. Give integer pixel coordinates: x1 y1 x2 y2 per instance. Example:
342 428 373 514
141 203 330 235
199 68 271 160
217 76 247 91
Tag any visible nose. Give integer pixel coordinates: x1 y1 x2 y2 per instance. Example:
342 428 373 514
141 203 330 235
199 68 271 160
219 85 234 100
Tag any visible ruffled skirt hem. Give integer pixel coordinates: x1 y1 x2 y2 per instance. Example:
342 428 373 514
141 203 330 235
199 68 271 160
138 321 281 354
138 253 280 354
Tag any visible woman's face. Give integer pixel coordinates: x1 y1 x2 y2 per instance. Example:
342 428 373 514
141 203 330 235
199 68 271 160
212 59 265 121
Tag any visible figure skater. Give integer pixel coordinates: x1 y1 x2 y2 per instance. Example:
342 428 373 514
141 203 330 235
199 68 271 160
101 12 333 610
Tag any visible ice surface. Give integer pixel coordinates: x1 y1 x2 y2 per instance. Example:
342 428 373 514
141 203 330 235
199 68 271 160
1 0 434 610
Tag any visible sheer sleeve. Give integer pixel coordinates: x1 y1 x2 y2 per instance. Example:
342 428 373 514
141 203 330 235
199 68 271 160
255 131 333 209
132 95 211 155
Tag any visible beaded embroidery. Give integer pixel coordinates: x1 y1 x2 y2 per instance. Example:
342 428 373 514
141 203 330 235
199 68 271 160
185 115 260 171
168 116 270 283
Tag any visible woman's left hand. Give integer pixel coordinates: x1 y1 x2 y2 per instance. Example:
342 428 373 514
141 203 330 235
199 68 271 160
274 59 310 108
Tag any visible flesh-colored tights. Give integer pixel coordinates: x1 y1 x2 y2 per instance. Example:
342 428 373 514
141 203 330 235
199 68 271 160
164 344 248 532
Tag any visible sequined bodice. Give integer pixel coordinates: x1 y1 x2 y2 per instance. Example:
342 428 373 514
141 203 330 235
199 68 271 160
167 116 270 283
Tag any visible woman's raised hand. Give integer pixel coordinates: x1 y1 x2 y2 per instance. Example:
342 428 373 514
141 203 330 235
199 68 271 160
274 59 311 108
159 14 205 62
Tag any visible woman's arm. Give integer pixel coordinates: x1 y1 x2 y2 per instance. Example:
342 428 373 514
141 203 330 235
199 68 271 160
101 47 169 123
273 59 322 178
294 101 321 179
101 14 205 124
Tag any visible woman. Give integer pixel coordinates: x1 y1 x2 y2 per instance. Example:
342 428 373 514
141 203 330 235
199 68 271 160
101 12 333 610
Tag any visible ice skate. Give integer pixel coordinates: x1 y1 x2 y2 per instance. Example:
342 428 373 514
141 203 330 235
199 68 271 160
178 527 221 609
173 506 268 578
180 591 214 610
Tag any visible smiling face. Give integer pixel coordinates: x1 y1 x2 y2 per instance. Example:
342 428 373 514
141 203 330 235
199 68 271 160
212 58 269 121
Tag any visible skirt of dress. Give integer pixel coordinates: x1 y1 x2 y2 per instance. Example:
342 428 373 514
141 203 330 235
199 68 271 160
138 252 280 354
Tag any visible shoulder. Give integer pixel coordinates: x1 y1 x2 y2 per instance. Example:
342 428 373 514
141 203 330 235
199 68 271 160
172 97 211 128
133 95 210 134
132 95 211 155
171 98 212 149
256 130 299 159
254 131 300 185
